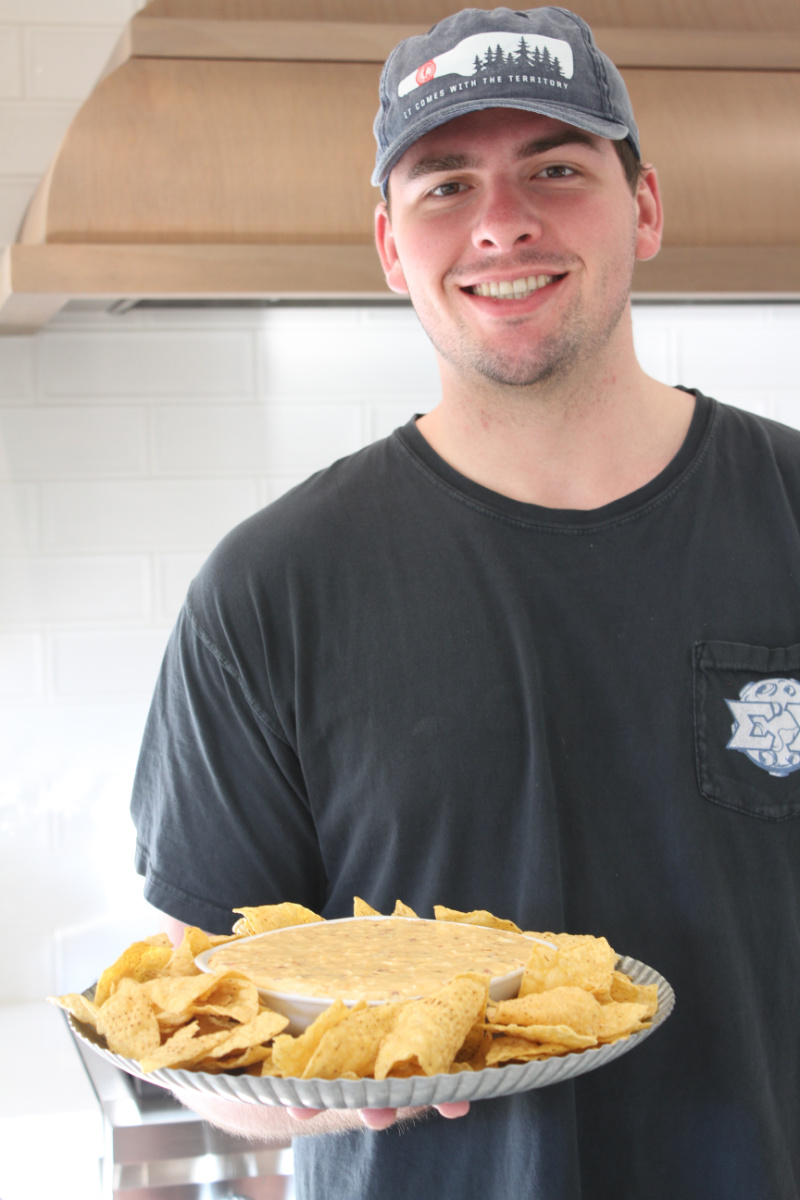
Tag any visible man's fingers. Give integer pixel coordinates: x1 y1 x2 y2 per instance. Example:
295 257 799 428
435 1100 470 1119
286 1100 470 1129
359 1107 400 1129
287 1104 401 1129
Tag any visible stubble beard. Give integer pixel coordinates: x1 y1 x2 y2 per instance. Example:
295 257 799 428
407 242 636 393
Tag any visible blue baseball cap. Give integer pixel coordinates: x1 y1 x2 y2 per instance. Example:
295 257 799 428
372 6 640 190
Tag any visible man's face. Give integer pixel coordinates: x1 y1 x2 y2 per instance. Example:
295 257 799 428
375 108 662 391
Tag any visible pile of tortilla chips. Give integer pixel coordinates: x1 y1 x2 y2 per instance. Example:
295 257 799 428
49 900 658 1081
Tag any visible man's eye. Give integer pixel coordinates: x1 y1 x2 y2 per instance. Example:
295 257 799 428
429 181 466 197
537 164 576 179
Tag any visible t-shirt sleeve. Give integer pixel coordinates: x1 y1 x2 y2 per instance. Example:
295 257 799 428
130 601 326 934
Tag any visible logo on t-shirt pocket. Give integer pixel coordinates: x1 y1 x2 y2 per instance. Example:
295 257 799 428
694 641 800 820
726 677 800 777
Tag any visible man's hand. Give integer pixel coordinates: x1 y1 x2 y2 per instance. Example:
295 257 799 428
172 1088 470 1141
288 1102 470 1130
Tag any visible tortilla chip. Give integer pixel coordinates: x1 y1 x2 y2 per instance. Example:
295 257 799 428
199 1044 275 1071
455 1011 489 1062
609 972 659 1016
142 933 173 947
271 999 354 1077
193 974 260 1024
485 1036 572 1066
141 971 224 1015
374 974 489 1080
519 935 617 998
251 1048 284 1076
139 1022 233 1072
434 906 522 933
164 926 213 976
595 1001 652 1043
392 899 418 918
94 941 173 1006
490 987 605 1037
303 1002 402 1080
204 1008 289 1059
456 1030 493 1072
230 903 324 936
353 897 381 917
95 978 161 1059
485 1022 597 1050
47 992 99 1028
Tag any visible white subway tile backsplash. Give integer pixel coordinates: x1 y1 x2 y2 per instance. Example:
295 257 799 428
156 552 207 622
0 406 147 476
677 318 800 396
0 632 44 698
0 482 39 550
0 700 147 801
0 336 36 400
369 404 420 442
0 925 55 1002
0 556 149 624
52 628 170 697
258 322 441 400
54 906 161 995
769 396 800 431
24 26 119 100
631 319 673 385
39 332 255 400
262 475 312 504
0 814 107 927
0 27 22 97
0 100 78 175
153 404 269 474
42 479 259 550
264 403 365 473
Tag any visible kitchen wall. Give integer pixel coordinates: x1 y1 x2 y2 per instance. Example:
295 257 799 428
2 3 800 1007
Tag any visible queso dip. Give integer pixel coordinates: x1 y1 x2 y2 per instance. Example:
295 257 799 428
208 917 535 1001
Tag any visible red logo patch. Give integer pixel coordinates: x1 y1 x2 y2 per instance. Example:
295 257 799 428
415 60 437 86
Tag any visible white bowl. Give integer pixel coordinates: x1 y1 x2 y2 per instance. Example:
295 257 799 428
195 916 550 1034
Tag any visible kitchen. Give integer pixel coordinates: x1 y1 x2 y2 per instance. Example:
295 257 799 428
1 1 799 1197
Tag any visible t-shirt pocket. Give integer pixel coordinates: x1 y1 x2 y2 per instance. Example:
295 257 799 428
694 640 800 820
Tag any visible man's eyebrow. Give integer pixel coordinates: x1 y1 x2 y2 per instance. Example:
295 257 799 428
402 130 602 182
405 153 479 181
515 130 601 159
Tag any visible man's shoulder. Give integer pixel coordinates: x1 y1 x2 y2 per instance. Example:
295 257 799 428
711 397 800 471
190 427 412 601
714 397 800 449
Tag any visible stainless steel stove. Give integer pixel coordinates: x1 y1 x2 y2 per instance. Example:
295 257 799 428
70 1022 294 1200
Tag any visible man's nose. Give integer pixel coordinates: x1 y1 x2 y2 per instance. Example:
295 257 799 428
471 181 543 253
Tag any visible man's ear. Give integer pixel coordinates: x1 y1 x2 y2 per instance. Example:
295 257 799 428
375 201 410 295
634 165 664 262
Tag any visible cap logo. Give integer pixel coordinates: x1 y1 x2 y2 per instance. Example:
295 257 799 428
398 30 574 98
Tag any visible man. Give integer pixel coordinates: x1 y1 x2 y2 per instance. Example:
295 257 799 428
131 7 800 1199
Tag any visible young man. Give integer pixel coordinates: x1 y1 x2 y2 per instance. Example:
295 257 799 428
131 8 800 1199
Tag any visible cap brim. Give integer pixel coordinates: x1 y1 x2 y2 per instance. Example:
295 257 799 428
371 98 633 188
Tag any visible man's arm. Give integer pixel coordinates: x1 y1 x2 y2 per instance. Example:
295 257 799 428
158 912 469 1135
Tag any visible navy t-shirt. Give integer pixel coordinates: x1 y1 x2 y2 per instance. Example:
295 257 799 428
132 391 800 1200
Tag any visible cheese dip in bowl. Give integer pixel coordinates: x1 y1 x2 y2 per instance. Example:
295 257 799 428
196 916 545 1032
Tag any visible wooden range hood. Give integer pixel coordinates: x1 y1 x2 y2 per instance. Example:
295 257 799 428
2 0 800 333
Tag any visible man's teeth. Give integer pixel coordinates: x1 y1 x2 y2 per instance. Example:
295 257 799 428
470 274 556 299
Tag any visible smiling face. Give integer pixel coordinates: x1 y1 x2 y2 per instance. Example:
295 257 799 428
375 108 662 394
